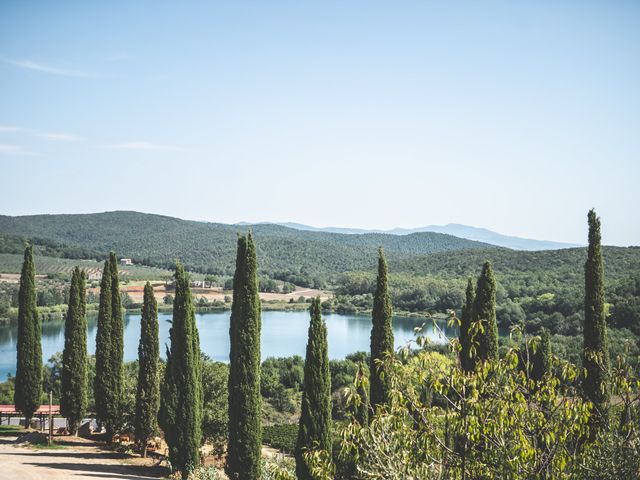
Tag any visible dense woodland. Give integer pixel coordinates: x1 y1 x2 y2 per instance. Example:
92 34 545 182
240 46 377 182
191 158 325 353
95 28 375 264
0 211 492 281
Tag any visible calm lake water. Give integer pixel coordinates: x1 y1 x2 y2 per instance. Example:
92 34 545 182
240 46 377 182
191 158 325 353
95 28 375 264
0 310 454 380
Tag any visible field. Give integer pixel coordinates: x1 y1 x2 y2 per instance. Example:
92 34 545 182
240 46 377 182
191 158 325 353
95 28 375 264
118 283 330 304
0 253 181 281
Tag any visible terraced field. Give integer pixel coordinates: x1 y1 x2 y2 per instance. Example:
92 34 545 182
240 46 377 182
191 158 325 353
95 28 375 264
0 253 176 281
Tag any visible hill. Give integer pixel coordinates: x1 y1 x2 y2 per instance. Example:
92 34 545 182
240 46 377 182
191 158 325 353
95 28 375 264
275 222 580 250
0 211 494 286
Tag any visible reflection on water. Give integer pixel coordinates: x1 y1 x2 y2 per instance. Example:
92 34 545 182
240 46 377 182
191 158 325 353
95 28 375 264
0 310 454 380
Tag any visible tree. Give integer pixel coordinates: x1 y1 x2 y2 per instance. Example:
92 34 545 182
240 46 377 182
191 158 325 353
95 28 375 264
227 233 262 480
472 261 498 362
61 267 87 435
530 328 552 382
14 245 42 427
370 247 394 412
94 257 112 433
109 253 124 432
583 209 610 432
159 262 202 478
296 298 332 479
353 363 369 427
94 253 124 437
135 282 160 457
459 278 475 372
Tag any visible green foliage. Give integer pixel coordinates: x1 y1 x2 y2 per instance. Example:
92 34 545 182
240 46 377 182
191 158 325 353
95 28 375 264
459 278 475 372
0 211 491 278
353 364 369 426
14 245 42 423
135 282 160 454
264 423 299 453
61 267 87 434
93 253 124 436
583 209 610 433
312 342 590 478
530 327 551 382
109 253 124 428
472 261 498 363
200 355 229 446
159 262 202 478
261 356 305 397
227 233 262 480
296 298 332 479
94 257 113 431
370 248 394 411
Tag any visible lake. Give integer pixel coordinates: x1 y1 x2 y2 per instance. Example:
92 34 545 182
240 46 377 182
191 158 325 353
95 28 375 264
0 310 455 380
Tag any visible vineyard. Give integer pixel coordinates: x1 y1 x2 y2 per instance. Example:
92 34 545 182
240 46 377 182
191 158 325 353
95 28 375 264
262 423 298 453
0 253 175 281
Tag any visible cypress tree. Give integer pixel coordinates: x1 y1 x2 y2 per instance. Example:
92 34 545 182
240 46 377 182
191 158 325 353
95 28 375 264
135 282 160 457
531 328 552 382
94 253 124 437
370 247 394 412
459 278 475 372
61 267 88 435
472 261 498 363
109 253 124 432
14 245 42 428
94 257 113 432
296 298 332 480
582 209 609 431
227 233 262 480
159 262 202 478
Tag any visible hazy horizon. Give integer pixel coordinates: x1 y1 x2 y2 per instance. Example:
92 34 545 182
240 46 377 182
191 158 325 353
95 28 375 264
1 1 639 246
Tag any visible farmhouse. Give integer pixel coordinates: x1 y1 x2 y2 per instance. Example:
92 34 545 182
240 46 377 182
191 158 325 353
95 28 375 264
120 258 133 266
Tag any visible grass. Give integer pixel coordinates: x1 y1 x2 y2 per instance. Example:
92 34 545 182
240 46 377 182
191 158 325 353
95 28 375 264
0 424 23 435
31 442 67 450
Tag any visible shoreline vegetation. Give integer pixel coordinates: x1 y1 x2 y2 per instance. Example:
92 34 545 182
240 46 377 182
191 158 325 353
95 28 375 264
0 299 446 325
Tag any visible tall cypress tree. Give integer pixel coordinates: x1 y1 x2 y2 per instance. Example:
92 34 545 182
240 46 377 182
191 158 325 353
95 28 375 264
530 328 552 382
159 263 202 478
472 261 498 363
296 298 332 480
370 247 394 412
94 257 113 432
109 253 124 432
61 267 87 435
227 233 262 480
135 282 160 457
459 278 475 372
582 209 609 431
14 245 42 428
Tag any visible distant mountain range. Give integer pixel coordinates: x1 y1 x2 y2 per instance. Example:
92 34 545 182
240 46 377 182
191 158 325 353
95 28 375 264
273 222 581 251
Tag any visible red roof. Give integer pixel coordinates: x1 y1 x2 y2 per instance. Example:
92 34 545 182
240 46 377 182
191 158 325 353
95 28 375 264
0 405 61 415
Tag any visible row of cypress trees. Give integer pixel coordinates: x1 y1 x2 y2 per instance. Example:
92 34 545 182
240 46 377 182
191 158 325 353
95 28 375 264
13 234 392 479
13 249 162 443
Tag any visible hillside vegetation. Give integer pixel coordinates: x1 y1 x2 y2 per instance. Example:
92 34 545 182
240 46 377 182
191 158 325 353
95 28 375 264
0 211 493 285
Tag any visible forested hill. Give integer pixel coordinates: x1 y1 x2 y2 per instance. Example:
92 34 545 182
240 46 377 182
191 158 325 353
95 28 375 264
0 211 494 281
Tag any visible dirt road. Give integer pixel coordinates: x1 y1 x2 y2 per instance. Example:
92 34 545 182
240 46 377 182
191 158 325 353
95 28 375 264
0 436 167 480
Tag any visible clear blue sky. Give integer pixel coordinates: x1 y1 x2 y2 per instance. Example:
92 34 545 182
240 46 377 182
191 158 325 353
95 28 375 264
1 1 638 245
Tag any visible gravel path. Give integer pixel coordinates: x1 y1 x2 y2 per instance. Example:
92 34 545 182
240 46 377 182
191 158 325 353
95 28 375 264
0 436 167 480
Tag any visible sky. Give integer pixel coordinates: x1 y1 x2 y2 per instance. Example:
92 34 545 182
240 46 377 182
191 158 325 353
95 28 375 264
0 1 638 246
